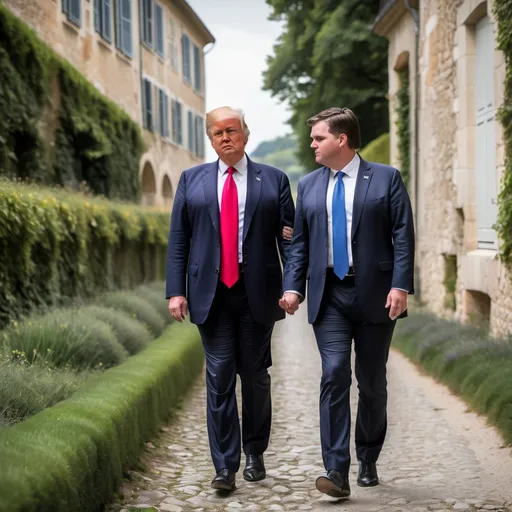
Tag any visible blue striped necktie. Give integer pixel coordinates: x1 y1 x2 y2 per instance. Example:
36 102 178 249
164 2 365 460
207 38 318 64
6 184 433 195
332 171 349 279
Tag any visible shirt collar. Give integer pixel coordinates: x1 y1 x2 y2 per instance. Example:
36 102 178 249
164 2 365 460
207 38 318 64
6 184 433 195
219 153 248 176
330 152 360 178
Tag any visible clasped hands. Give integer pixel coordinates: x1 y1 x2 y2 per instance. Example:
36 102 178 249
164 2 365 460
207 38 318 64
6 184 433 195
279 288 407 320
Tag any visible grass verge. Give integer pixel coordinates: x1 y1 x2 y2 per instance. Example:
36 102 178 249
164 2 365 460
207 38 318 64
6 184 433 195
0 320 203 512
393 312 512 446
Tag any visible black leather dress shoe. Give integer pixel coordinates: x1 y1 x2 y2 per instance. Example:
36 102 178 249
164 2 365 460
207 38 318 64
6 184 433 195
357 461 379 487
315 470 351 498
211 469 236 491
243 454 266 482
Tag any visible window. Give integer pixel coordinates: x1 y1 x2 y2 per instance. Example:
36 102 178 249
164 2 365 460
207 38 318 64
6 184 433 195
142 78 154 131
155 3 164 57
115 0 132 57
475 15 498 249
172 100 183 145
62 0 81 26
168 17 179 70
182 33 191 83
193 44 201 92
94 0 112 41
141 0 153 47
158 89 169 138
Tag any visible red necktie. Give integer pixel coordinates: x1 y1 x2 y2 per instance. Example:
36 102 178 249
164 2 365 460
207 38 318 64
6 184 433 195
220 166 239 287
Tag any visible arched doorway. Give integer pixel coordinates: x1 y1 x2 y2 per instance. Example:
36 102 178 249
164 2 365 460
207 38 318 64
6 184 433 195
141 161 157 206
162 174 174 207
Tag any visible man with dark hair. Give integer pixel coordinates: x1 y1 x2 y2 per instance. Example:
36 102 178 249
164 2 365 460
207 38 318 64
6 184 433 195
280 107 415 498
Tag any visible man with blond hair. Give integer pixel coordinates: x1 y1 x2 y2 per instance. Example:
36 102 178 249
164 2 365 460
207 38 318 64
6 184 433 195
166 106 295 491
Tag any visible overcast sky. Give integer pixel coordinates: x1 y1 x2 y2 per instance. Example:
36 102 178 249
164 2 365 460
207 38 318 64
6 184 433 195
186 0 291 160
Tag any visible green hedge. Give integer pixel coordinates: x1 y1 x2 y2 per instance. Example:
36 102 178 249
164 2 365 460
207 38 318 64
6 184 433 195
494 0 512 273
0 180 170 328
393 312 512 446
0 320 204 512
360 133 390 165
0 4 144 200
395 68 410 189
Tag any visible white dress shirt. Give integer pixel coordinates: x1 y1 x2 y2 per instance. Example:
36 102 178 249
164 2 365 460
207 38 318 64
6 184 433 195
327 153 360 267
218 154 248 263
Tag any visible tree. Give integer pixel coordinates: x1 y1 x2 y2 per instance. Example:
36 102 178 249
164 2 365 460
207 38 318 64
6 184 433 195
263 0 389 170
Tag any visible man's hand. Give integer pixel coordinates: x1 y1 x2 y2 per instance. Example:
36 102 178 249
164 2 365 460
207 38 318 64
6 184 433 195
279 292 300 315
385 289 408 320
168 296 188 322
282 226 293 241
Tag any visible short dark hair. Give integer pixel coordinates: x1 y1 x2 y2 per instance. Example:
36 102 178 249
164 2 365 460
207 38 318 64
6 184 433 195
306 107 361 149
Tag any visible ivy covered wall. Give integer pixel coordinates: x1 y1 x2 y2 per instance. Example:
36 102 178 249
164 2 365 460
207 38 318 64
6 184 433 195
0 5 145 201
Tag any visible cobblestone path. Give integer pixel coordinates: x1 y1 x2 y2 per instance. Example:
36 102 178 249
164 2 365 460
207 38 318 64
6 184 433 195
109 308 512 512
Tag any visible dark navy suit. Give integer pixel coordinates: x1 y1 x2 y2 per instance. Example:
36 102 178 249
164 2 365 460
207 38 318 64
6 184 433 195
166 155 295 473
283 156 414 474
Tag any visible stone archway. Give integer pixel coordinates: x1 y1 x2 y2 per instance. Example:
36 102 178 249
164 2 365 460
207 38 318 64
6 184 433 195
141 161 157 206
162 174 174 207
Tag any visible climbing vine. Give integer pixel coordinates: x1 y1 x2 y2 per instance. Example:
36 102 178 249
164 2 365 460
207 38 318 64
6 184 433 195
395 68 410 190
0 5 145 201
494 0 512 272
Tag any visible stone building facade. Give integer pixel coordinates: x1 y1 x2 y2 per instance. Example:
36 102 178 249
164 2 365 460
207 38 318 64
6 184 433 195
375 0 512 336
4 0 214 207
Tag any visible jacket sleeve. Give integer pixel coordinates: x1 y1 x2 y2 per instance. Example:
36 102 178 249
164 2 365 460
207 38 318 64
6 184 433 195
165 172 190 299
283 180 309 298
390 169 415 293
277 171 295 267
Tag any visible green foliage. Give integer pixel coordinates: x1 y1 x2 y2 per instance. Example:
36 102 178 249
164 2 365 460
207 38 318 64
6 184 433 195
493 0 512 272
0 321 204 512
360 133 390 164
1 310 128 370
98 292 167 336
0 5 145 200
0 179 170 328
80 306 153 355
393 312 512 445
250 134 306 186
251 134 298 158
395 68 410 189
264 0 389 171
0 354 90 427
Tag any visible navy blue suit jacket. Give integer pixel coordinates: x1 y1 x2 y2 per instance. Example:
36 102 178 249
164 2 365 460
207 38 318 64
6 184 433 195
283 156 415 325
166 156 295 325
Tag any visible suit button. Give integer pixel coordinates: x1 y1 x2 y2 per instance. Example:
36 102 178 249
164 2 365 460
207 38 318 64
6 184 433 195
215 268 219 273
325 241 328 247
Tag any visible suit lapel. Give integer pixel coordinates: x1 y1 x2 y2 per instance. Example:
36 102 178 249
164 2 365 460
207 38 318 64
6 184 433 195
243 157 262 241
316 166 330 241
351 156 373 240
203 160 220 235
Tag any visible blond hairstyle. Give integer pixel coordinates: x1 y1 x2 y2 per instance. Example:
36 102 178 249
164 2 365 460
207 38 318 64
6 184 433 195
205 106 250 139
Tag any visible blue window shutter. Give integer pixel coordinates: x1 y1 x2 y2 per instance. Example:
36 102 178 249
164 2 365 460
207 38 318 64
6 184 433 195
62 0 69 14
158 89 164 137
94 0 101 32
182 34 190 82
193 45 200 91
177 102 182 145
143 0 153 47
68 0 81 26
120 0 132 57
155 4 164 57
103 0 112 42
164 94 169 137
187 111 193 151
